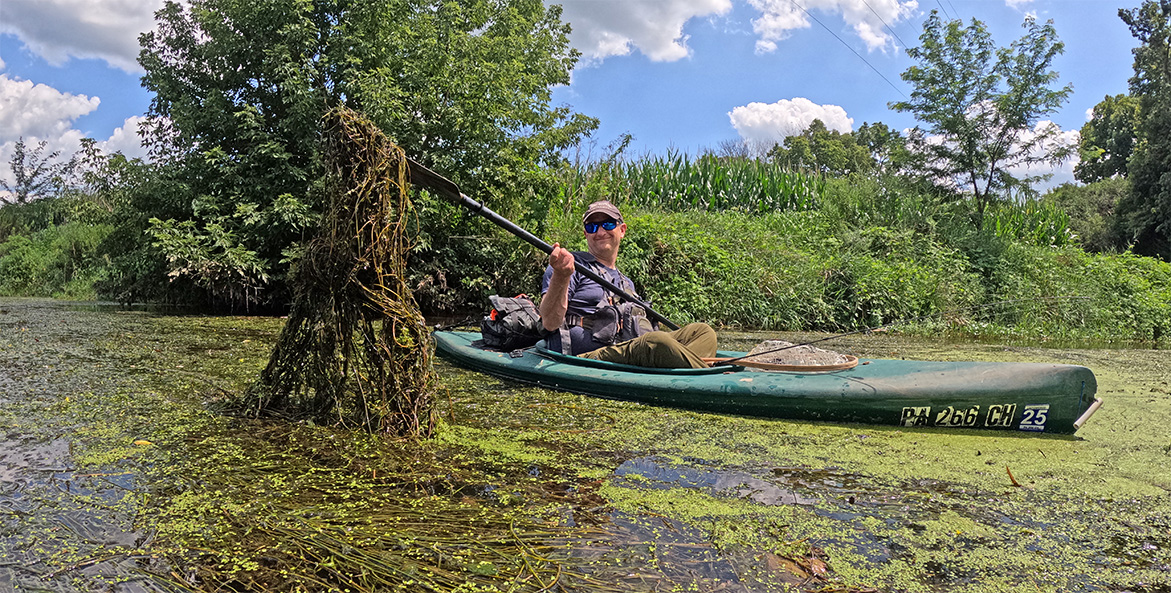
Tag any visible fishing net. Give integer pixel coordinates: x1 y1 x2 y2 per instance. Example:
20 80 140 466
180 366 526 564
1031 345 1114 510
741 340 851 368
240 107 436 436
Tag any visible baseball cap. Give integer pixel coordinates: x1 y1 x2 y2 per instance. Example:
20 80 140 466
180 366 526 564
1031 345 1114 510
582 200 623 224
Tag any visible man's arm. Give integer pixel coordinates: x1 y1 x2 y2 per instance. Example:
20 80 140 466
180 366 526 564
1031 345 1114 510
540 243 575 331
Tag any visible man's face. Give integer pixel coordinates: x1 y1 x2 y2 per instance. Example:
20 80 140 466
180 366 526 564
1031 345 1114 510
583 214 626 254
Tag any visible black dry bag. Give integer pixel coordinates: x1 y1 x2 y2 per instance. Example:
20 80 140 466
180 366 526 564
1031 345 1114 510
480 294 548 351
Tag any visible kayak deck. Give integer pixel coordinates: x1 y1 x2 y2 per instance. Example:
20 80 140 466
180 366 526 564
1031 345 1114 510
433 331 1100 434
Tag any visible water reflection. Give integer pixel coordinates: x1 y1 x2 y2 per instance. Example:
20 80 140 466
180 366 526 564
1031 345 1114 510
0 299 166 592
614 456 818 506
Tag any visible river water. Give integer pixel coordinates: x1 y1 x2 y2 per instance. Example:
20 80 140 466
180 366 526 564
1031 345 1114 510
1 298 1168 592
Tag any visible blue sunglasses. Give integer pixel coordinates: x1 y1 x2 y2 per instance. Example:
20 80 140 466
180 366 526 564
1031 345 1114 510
584 220 619 234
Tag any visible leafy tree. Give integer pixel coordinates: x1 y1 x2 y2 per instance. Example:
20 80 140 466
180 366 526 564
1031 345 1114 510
891 12 1074 226
1075 94 1141 183
854 121 923 178
0 141 147 298
2 138 74 204
1 139 138 240
1042 178 1129 252
1116 0 1171 260
767 119 873 175
125 0 597 309
714 138 752 160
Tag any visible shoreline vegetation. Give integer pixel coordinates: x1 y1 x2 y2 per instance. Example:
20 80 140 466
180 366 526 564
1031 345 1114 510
4 153 1166 347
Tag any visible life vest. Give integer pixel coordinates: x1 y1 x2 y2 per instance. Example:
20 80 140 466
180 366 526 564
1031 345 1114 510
557 252 655 354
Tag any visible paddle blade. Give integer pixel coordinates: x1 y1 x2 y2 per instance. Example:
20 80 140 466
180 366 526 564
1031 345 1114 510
404 157 462 202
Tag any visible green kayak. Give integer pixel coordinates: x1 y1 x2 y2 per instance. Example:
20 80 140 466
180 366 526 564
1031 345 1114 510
433 331 1101 434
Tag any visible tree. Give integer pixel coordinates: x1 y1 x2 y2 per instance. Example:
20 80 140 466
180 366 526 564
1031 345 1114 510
1075 94 1141 183
1115 0 1171 260
125 0 597 309
891 12 1074 226
2 138 74 204
1042 178 1129 252
767 119 873 175
854 121 922 178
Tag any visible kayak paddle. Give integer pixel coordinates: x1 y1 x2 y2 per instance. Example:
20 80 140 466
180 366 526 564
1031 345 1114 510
403 157 681 330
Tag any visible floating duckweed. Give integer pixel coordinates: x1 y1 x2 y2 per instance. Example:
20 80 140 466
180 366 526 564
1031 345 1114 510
2 299 1169 592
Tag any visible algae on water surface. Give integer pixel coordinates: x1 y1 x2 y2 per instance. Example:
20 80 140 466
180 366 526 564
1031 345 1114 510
1 298 1169 592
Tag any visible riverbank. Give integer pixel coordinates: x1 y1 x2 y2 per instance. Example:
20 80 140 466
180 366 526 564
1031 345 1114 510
1 299 1168 592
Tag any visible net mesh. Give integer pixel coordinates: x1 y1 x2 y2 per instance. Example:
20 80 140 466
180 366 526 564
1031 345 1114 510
741 340 850 368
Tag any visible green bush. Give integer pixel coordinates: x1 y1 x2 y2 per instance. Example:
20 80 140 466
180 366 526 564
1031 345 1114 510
0 235 49 295
524 154 1170 344
1042 178 1129 253
0 221 112 298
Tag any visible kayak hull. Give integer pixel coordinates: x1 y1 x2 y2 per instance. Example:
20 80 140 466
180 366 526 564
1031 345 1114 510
433 331 1100 434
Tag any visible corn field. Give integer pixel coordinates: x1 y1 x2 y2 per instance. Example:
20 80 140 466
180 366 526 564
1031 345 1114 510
551 151 1075 252
985 200 1075 247
557 151 826 214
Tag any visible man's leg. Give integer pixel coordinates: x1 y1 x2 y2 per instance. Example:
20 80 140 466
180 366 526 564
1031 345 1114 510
581 323 717 368
670 322 718 358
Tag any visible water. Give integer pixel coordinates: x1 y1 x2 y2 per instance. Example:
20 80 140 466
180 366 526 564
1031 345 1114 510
2 298 1170 592
0 300 169 591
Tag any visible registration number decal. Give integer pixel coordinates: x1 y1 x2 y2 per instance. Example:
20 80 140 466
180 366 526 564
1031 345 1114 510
900 406 932 427
1018 404 1050 432
985 404 1018 428
897 402 1050 431
935 405 980 427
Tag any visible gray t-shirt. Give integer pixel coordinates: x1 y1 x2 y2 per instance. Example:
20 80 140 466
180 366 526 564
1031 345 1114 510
540 251 640 355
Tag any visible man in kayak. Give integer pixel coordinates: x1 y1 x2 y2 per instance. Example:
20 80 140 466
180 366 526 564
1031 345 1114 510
539 200 718 368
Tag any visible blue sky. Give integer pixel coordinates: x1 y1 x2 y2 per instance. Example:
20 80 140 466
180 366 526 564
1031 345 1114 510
0 0 1146 190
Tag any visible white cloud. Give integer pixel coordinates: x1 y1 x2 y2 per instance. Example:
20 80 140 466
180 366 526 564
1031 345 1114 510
747 0 918 55
0 0 164 73
0 77 147 193
556 0 917 64
0 74 100 142
558 0 733 63
98 116 150 159
1005 0 1034 10
728 97 853 145
1006 121 1080 190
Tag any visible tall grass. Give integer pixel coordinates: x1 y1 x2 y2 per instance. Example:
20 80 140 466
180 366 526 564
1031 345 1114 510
984 200 1074 247
528 152 1170 343
554 151 826 214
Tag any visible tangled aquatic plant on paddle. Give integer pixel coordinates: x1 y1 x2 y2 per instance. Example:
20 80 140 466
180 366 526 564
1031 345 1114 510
241 108 436 436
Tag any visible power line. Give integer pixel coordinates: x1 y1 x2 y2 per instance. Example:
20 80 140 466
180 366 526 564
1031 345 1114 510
860 0 911 51
788 0 908 99
935 0 952 20
948 1 961 21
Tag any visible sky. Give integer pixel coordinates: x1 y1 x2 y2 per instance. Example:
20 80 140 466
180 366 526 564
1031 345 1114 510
0 0 1146 192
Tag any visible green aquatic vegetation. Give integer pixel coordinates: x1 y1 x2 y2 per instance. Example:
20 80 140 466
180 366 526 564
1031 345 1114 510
434 333 1171 591
3 299 1171 592
243 111 438 436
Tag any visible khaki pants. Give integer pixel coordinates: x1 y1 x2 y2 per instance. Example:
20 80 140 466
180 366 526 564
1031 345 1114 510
581 323 718 369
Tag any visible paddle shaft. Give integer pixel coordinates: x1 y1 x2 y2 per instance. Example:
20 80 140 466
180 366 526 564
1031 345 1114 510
405 157 681 331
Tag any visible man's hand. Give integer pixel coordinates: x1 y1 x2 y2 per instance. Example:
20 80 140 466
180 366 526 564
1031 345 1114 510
549 243 575 278
540 243 574 331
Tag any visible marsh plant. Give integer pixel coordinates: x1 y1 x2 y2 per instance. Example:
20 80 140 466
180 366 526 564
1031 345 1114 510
242 109 437 435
